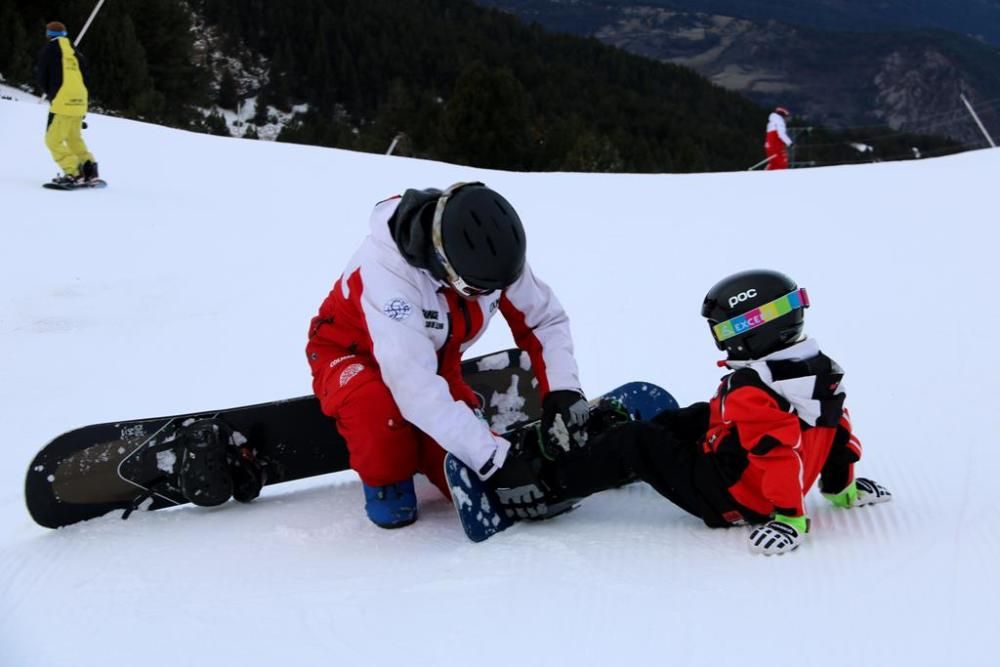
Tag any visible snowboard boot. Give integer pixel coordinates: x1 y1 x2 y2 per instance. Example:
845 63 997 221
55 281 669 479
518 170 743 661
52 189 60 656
363 478 418 528
177 420 234 507
81 160 100 182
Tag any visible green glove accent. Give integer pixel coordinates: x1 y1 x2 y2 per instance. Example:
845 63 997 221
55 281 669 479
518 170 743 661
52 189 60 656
823 480 858 508
773 513 809 534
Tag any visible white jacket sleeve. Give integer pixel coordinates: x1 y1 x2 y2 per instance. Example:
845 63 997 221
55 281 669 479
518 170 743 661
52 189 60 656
356 265 510 478
500 261 581 396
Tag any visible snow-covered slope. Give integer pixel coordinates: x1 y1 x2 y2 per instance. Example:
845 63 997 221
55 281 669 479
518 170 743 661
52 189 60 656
2 86 998 666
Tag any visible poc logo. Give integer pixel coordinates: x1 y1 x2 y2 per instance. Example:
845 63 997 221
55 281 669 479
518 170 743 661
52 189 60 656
728 289 758 308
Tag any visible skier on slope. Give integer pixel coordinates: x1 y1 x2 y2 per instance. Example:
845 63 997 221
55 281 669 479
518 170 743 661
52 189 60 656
306 182 589 528
538 269 892 555
764 106 793 170
36 21 100 186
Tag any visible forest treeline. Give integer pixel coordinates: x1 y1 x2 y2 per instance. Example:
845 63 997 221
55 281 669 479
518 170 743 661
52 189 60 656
0 0 960 172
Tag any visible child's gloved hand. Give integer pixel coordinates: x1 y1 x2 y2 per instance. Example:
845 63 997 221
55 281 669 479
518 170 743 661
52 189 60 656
822 480 858 508
823 478 892 508
748 514 808 556
855 478 892 505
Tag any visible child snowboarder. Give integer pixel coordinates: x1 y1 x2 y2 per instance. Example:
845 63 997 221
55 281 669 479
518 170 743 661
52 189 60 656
540 269 891 555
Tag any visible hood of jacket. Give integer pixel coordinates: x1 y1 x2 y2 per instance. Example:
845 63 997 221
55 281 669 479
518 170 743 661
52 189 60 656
725 338 845 427
385 187 447 282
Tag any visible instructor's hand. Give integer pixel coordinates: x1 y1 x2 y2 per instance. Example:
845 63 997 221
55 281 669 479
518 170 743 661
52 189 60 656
540 390 589 459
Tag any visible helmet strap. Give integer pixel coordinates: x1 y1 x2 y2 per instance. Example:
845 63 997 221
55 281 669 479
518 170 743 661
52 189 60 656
430 181 491 298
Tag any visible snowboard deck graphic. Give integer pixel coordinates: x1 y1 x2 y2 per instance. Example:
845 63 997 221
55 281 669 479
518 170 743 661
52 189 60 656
43 178 107 191
445 381 678 543
26 348 539 529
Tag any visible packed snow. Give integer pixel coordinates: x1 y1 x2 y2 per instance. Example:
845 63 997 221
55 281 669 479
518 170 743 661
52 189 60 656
2 84 998 666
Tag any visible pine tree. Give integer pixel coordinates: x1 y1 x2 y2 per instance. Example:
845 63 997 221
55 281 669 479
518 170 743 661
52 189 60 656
0 0 33 84
444 62 534 170
218 69 238 110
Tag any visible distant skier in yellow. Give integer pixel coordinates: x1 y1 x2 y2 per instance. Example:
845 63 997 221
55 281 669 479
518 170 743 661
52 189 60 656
36 21 99 186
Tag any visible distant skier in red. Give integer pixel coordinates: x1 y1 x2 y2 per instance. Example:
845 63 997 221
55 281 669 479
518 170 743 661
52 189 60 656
765 107 793 170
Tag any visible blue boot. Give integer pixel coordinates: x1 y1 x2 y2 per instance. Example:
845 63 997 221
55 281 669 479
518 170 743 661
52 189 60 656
363 478 417 528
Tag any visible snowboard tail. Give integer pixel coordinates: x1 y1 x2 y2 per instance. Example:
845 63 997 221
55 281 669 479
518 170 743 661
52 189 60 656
445 381 678 542
26 348 540 529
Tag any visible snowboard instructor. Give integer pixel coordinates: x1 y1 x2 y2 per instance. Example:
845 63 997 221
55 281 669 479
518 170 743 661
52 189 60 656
306 182 589 528
36 20 99 186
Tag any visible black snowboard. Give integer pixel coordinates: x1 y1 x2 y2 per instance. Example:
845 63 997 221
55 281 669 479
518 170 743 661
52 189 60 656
42 178 107 191
25 348 541 529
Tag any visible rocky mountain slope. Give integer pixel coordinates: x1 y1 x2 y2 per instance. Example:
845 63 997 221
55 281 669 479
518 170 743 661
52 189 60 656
479 1 1000 146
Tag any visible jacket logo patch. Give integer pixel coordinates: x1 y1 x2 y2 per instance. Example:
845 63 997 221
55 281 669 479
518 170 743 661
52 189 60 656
339 363 365 387
383 298 412 321
329 354 356 368
422 309 444 329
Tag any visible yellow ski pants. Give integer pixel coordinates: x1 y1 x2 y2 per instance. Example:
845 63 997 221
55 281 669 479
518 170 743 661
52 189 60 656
45 113 95 176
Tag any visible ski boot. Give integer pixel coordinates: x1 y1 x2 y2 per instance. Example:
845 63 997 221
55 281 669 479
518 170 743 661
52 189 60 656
363 478 418 528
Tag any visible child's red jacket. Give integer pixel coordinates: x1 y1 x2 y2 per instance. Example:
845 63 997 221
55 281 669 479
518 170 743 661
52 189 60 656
702 339 862 519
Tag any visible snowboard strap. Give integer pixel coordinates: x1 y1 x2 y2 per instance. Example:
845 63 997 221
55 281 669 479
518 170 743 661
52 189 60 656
177 419 235 507
121 476 171 520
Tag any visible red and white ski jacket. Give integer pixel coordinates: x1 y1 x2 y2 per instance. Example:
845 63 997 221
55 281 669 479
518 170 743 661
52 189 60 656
703 339 862 518
765 111 793 154
307 196 581 477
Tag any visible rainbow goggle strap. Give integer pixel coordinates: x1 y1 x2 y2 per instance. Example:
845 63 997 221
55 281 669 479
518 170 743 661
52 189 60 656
712 288 810 343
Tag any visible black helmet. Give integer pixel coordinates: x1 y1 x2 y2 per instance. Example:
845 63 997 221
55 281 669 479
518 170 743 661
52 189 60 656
430 182 526 296
701 269 809 360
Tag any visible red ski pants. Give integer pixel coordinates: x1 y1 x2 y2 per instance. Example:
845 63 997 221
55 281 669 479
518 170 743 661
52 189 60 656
765 147 789 170
309 350 465 499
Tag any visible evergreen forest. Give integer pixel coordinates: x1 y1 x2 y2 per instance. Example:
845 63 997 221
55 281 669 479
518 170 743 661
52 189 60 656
0 0 960 172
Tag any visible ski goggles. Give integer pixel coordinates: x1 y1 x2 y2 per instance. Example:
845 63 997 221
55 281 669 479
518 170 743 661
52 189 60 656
712 288 809 343
431 181 494 298
46 29 67 37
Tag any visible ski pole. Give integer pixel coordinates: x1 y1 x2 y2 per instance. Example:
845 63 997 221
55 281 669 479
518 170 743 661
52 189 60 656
75 0 108 48
960 93 997 149
39 0 108 103
747 155 776 171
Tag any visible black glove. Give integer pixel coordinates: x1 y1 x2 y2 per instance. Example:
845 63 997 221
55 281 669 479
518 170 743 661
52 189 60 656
540 390 590 459
487 453 547 519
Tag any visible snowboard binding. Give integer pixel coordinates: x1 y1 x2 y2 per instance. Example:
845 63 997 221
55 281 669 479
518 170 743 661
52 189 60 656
510 396 633 461
177 419 266 507
120 418 267 519
498 397 635 521
178 420 237 506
